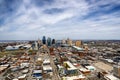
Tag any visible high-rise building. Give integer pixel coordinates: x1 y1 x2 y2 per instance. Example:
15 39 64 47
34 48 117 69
34 41 38 50
42 36 46 44
52 39 55 45
31 42 35 50
31 41 38 50
67 38 73 46
47 37 52 46
38 38 42 48
75 40 82 47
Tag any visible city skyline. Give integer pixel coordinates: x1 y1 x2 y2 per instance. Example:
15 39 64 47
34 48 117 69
0 0 120 40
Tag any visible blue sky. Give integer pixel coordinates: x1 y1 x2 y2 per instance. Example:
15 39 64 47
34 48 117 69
0 0 120 40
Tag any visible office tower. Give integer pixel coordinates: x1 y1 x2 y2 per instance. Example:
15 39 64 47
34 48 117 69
34 41 38 50
67 38 73 46
75 40 82 47
31 42 35 50
42 36 46 44
38 38 42 48
52 39 55 45
47 37 52 46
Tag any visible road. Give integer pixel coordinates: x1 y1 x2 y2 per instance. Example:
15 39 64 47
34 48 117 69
39 47 61 80
49 52 61 80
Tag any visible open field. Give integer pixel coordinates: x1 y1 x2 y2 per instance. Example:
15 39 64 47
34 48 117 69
0 50 25 58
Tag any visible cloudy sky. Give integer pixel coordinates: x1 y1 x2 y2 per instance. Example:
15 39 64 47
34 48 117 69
0 0 120 40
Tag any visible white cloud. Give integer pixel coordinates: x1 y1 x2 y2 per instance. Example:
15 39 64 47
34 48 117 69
0 0 120 40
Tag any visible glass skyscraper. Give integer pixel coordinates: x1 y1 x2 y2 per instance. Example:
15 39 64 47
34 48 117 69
42 36 46 44
47 37 52 46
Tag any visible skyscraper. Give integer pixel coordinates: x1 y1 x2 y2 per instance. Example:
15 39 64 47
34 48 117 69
47 37 52 46
42 36 46 44
52 39 55 45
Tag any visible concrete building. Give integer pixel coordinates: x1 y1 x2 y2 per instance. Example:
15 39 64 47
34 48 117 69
83 44 89 53
113 65 120 78
31 41 38 50
34 41 38 50
62 39 66 44
67 38 73 46
33 70 42 79
75 40 82 47
63 61 78 75
38 38 42 48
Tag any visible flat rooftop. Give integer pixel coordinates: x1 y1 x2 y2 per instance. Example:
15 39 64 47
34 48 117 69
94 61 113 71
